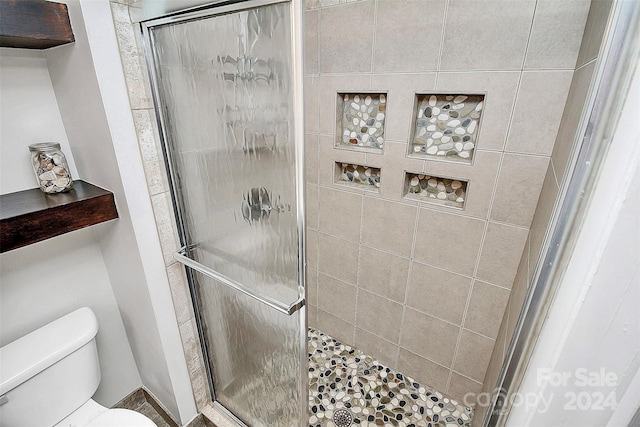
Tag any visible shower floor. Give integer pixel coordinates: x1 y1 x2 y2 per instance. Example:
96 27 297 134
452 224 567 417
309 328 473 427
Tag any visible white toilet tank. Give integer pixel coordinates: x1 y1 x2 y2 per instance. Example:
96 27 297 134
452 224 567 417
0 307 101 427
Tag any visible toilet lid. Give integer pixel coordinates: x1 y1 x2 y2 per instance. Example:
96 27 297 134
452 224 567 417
86 408 157 427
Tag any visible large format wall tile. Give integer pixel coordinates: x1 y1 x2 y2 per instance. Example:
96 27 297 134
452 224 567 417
401 308 460 367
304 9 319 75
576 0 614 67
317 309 355 344
318 0 375 73
524 0 591 69
358 245 409 303
373 0 445 73
406 262 472 326
355 327 399 368
463 280 511 339
398 348 451 393
490 154 550 227
476 222 529 288
356 289 404 343
306 184 319 230
506 70 574 156
304 76 319 133
361 197 417 257
318 273 357 323
317 233 359 284
452 329 495 382
440 0 536 71
318 186 363 241
414 209 485 276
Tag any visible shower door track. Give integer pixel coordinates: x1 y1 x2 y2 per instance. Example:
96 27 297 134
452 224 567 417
174 246 305 315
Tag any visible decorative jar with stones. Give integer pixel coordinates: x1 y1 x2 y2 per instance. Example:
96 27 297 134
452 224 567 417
28 142 73 193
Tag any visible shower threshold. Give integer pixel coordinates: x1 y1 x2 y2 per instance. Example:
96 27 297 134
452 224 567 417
309 328 473 427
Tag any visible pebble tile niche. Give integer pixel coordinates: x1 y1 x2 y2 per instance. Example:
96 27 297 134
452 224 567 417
337 93 387 151
405 173 468 209
336 162 381 191
309 328 473 427
410 94 484 162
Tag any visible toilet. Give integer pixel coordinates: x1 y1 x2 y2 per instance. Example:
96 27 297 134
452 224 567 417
0 307 157 427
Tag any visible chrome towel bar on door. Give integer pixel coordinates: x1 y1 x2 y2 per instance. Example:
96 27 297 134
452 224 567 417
173 246 305 316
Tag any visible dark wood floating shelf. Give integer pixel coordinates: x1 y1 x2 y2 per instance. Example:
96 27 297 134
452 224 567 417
0 180 118 253
0 0 74 49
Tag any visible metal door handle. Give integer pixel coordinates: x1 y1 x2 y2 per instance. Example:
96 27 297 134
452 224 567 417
174 246 304 316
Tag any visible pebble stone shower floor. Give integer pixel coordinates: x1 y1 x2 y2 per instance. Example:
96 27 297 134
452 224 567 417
309 328 473 427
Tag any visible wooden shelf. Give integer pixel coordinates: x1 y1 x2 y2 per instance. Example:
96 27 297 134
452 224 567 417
0 180 118 253
0 0 74 49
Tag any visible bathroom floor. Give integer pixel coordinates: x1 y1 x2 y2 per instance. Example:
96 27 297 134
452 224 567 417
308 328 473 427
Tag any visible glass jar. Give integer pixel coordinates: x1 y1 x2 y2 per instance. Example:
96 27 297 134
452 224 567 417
28 142 73 193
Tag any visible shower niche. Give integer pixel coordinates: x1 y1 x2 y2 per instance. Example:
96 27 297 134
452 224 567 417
404 172 468 209
409 93 484 163
335 162 381 192
335 92 387 152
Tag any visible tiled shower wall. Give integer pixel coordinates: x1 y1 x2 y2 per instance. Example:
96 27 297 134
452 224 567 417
474 0 614 424
109 0 211 412
304 0 591 402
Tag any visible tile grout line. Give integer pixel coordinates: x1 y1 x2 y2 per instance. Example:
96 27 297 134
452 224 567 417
314 179 534 228
315 8 320 84
313 227 527 291
315 67 576 78
353 192 367 345
446 213 491 393
434 0 450 89
315 131 561 158
520 0 540 72
396 205 422 365
370 0 379 76
550 157 561 189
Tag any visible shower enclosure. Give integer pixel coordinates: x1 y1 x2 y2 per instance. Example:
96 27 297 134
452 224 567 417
138 1 306 425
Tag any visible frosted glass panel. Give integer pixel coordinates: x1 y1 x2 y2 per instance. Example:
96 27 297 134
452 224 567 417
196 271 302 426
146 2 303 426
150 2 299 304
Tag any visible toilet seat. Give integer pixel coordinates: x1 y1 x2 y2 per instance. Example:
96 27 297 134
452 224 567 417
54 399 156 427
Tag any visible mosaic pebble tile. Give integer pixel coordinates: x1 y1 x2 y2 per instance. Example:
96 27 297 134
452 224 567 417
405 173 468 209
410 95 484 162
337 93 386 151
336 163 381 191
309 328 473 427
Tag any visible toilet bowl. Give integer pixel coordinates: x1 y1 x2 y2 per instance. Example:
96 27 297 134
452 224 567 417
55 399 156 427
0 307 157 427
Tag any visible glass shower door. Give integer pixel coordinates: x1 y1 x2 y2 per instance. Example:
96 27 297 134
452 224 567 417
141 1 306 425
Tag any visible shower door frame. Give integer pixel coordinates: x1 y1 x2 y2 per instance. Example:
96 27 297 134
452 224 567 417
137 1 308 425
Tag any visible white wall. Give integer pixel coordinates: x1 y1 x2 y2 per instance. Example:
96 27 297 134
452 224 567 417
0 229 142 406
506 57 640 426
0 48 78 193
42 0 197 421
0 48 141 406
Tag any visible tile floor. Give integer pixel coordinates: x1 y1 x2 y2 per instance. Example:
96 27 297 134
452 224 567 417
123 329 474 427
309 328 473 427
